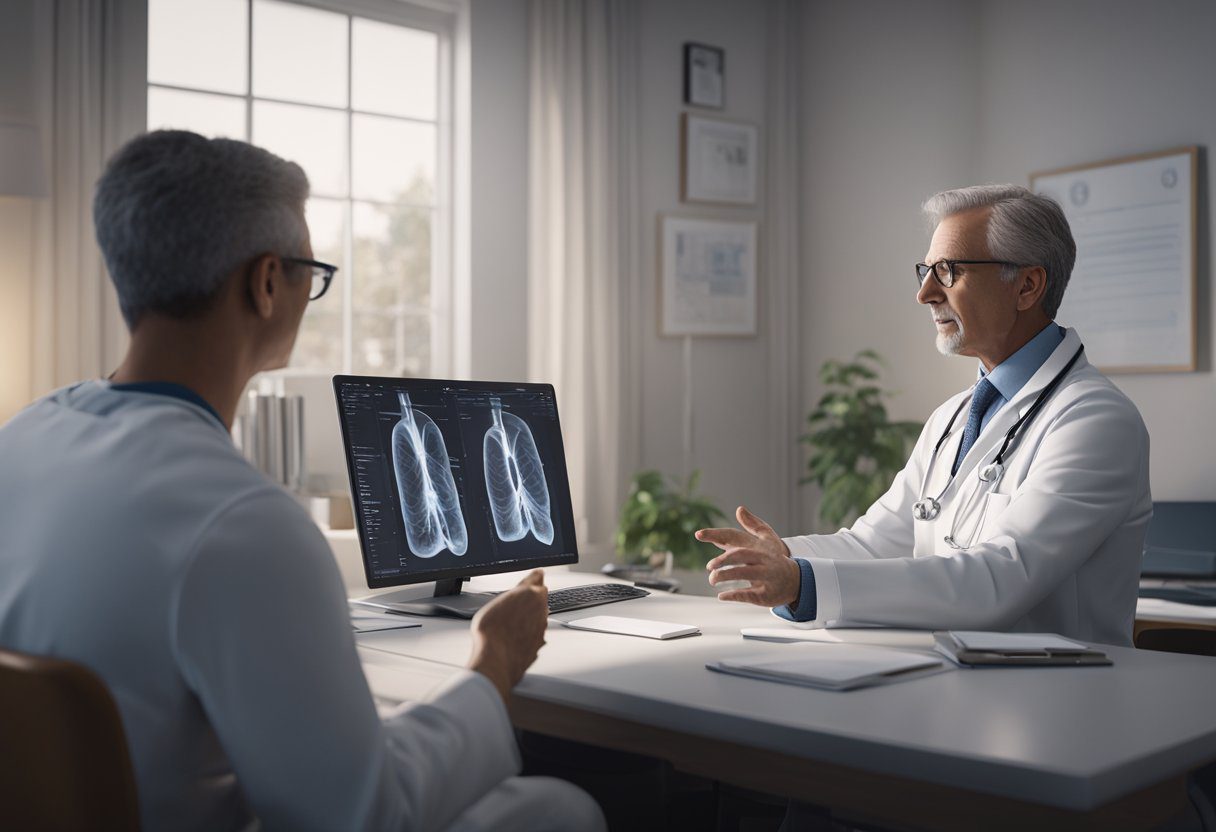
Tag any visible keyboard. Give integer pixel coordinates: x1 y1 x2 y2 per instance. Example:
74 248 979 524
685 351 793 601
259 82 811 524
547 583 650 614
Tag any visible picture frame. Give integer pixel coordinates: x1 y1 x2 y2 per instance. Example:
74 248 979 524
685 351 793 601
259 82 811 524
683 42 725 109
1030 146 1198 374
681 113 759 205
659 215 758 337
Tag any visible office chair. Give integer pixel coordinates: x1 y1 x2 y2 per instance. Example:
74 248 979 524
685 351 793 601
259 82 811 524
0 647 141 831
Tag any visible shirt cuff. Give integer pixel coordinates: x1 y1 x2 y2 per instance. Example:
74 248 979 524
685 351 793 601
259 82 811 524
773 558 818 622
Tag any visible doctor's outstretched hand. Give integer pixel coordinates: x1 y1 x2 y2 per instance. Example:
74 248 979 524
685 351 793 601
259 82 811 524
698 506 801 608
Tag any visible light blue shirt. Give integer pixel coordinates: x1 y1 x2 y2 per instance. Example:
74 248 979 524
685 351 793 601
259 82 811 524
975 323 1064 433
0 381 523 830
775 322 1064 623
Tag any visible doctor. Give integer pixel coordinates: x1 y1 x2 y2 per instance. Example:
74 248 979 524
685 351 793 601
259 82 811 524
699 184 1151 646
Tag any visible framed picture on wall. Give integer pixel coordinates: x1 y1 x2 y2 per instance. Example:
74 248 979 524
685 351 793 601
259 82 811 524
683 42 725 108
1030 146 1198 373
681 114 758 205
659 215 757 337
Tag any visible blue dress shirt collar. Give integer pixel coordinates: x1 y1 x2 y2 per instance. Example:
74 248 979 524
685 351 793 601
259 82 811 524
980 323 1065 403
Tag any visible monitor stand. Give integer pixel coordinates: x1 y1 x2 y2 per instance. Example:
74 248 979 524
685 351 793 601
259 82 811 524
359 578 497 620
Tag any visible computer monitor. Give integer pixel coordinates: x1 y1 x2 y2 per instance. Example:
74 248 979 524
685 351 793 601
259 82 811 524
333 375 579 617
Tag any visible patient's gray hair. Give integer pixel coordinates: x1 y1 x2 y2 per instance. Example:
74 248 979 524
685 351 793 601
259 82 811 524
94 130 310 328
922 184 1075 319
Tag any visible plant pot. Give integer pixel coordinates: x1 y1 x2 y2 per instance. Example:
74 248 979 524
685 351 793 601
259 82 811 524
647 550 674 576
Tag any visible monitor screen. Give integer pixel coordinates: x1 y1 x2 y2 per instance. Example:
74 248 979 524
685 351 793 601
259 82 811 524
333 376 579 588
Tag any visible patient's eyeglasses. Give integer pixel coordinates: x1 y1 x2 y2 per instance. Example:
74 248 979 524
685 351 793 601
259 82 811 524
281 257 339 301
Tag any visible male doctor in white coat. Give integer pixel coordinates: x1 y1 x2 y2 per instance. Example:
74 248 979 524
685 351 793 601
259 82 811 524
699 184 1151 647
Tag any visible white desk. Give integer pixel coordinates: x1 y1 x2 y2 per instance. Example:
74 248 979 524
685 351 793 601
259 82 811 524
355 571 1216 832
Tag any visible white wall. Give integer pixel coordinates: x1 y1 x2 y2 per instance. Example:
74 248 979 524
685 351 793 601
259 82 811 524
975 0 1216 499
796 0 980 530
468 0 529 381
633 0 786 529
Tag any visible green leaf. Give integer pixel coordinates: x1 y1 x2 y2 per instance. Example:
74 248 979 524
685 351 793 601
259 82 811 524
801 350 923 531
616 467 728 561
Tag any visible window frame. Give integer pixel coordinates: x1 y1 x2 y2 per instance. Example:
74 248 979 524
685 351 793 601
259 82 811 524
143 0 463 377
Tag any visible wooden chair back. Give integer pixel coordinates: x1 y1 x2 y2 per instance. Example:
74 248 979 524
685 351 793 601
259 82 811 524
0 648 140 831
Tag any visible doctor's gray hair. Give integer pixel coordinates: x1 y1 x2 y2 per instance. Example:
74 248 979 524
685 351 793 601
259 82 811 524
922 184 1076 319
94 130 310 328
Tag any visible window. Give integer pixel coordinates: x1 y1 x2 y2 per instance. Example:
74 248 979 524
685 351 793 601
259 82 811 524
147 0 453 376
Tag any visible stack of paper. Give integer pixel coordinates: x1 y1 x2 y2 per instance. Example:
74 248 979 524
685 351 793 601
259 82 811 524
1138 596 1216 622
708 643 943 691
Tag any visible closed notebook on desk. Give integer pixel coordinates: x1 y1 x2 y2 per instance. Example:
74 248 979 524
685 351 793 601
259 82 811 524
933 631 1111 667
708 643 943 692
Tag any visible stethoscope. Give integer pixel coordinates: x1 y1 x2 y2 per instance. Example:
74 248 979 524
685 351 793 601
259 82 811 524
912 345 1084 549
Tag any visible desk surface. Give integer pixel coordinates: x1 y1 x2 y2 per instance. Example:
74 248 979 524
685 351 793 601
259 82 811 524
356 571 1216 819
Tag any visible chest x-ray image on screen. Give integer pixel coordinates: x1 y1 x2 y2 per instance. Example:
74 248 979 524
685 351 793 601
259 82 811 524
392 392 468 557
333 376 579 597
484 397 554 545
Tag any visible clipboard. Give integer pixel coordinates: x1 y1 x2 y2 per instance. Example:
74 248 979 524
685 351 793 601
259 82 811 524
933 631 1111 667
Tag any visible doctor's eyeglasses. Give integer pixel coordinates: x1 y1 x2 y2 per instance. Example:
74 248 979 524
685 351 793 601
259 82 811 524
914 259 1025 289
281 257 339 301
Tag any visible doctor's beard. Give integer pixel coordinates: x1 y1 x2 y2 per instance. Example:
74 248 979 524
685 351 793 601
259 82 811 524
934 311 966 355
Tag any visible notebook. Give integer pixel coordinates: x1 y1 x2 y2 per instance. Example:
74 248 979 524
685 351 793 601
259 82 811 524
933 631 1111 666
708 643 944 691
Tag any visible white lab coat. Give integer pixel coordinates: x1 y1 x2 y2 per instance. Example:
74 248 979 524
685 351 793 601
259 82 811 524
785 328 1151 646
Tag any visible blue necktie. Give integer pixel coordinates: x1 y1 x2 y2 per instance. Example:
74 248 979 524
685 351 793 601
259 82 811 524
952 378 1001 476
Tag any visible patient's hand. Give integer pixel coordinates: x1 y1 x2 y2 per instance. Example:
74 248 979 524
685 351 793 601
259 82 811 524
468 570 549 701
698 506 800 608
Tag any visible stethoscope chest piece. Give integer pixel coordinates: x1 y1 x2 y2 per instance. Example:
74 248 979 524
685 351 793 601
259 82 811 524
978 462 1003 484
912 498 941 522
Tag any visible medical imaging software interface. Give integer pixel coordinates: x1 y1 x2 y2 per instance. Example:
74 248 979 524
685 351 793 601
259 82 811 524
336 379 576 583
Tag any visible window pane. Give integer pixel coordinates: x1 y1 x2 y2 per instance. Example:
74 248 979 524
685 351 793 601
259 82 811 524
148 0 248 95
253 0 347 108
305 197 345 264
147 87 246 138
352 202 430 313
352 115 434 203
352 20 437 120
253 101 347 198
291 198 346 371
291 311 344 371
352 311 429 376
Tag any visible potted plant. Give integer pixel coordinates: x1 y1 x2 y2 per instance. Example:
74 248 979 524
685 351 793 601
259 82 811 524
800 350 923 531
615 469 727 571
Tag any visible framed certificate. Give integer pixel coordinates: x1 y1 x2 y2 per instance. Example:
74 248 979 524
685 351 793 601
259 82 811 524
1030 147 1198 373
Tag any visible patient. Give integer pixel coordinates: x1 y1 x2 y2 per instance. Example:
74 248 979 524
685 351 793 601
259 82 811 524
0 130 604 832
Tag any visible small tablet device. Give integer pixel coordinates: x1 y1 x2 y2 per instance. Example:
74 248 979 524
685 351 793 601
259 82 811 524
562 615 700 640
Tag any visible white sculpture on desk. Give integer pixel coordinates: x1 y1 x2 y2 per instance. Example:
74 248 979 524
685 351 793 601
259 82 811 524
483 399 554 545
392 392 468 557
